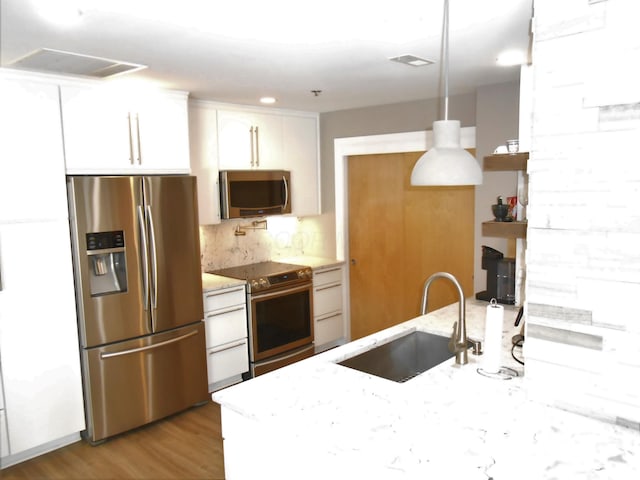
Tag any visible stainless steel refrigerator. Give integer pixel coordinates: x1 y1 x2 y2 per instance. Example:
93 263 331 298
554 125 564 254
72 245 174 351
67 175 208 444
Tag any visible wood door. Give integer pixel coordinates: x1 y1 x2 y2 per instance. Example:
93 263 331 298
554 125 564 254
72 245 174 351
348 151 475 340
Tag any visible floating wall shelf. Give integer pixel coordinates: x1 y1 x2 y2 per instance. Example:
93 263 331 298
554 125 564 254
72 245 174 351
483 152 528 172
482 152 529 239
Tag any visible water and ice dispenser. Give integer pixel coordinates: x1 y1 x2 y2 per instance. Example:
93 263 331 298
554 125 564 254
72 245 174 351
86 231 127 296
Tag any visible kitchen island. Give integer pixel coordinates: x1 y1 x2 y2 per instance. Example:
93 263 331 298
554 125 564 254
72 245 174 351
212 299 640 479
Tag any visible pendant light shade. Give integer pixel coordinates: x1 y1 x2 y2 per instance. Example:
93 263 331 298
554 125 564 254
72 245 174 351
410 120 482 186
410 0 483 186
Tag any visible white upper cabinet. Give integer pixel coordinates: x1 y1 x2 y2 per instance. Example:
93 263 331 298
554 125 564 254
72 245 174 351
217 109 283 170
189 102 321 220
282 115 320 217
60 80 190 174
189 100 221 225
0 72 69 223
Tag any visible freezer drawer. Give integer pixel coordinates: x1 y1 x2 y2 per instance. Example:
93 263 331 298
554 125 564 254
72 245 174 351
82 322 208 443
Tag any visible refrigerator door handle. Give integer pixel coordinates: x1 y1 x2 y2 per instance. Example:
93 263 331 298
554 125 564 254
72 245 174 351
99 330 199 359
146 205 158 311
137 205 149 310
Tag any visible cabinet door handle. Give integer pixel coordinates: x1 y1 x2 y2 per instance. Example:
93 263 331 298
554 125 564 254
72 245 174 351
282 175 289 211
317 312 341 322
317 267 342 274
205 306 245 318
127 113 135 164
210 340 247 354
135 113 142 164
254 126 259 167
315 282 341 292
249 126 255 167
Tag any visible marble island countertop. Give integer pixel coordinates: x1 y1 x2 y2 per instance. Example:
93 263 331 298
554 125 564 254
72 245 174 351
213 300 640 479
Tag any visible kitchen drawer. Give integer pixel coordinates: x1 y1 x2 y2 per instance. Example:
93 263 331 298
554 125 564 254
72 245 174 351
315 312 343 347
203 285 246 313
313 266 342 286
207 339 249 386
313 282 342 318
204 305 248 348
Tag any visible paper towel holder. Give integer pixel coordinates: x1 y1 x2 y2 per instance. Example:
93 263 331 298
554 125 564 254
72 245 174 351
477 298 519 380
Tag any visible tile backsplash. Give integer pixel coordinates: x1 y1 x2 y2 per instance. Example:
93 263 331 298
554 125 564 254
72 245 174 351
524 0 640 429
200 213 336 271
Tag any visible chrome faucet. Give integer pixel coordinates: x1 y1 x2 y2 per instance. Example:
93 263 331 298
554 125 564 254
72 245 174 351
419 272 468 365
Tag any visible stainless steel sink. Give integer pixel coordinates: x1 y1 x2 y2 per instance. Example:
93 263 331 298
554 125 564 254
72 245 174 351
337 331 453 383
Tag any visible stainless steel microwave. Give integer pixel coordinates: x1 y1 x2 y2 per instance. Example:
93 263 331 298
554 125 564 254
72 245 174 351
219 170 291 219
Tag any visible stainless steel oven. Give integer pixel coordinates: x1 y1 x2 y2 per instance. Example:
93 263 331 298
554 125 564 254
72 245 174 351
209 261 314 377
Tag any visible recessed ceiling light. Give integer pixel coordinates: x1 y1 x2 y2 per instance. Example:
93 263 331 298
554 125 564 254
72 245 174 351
260 97 277 104
389 54 434 67
496 50 527 66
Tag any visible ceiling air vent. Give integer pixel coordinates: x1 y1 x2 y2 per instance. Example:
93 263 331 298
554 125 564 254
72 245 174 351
6 48 147 78
389 54 434 67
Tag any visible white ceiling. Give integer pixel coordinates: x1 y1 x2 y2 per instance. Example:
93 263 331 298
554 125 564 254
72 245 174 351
0 0 533 113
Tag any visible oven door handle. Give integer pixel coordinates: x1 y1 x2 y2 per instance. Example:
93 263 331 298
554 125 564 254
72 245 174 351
251 282 311 300
255 344 315 368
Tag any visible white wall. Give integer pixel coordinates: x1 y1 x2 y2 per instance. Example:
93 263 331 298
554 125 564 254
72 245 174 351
524 0 640 428
474 82 521 294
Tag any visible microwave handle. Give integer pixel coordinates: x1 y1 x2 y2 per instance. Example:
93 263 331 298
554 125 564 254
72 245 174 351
282 175 289 210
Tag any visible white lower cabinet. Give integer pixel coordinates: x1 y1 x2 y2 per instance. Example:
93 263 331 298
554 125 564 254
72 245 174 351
0 221 85 463
203 285 249 391
313 264 346 352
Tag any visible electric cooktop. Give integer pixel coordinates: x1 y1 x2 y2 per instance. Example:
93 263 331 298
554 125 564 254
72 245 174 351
208 261 312 293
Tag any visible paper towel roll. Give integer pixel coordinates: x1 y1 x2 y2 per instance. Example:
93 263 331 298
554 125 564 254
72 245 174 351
483 300 504 373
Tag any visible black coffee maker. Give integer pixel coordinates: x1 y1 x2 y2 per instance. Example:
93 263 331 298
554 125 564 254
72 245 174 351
476 245 516 305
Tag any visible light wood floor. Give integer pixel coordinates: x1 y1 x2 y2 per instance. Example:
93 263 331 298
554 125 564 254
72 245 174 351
2 401 225 480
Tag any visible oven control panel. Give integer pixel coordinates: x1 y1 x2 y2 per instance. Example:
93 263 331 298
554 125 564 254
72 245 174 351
248 267 312 292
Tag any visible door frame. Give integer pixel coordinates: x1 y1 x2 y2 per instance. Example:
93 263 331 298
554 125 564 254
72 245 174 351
334 127 476 341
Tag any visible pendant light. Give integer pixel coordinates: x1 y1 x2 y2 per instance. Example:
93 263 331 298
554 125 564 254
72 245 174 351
410 0 482 186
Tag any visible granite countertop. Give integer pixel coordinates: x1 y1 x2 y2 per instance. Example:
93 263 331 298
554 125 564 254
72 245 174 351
201 272 246 293
213 299 640 479
202 257 343 293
